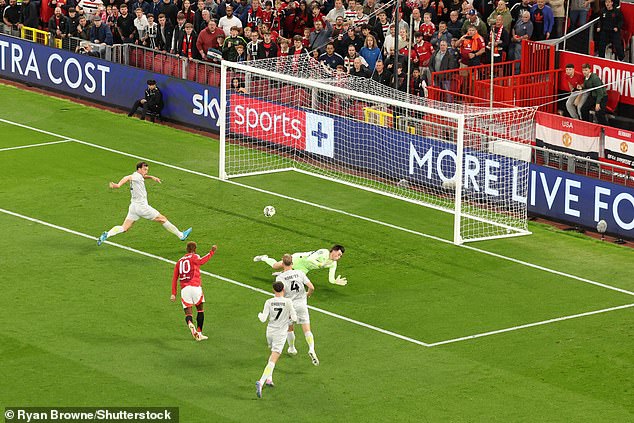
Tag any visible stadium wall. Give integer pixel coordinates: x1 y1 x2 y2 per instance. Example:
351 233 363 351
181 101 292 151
0 34 221 131
1 33 632 239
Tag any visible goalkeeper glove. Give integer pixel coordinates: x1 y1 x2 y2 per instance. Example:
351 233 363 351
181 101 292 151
332 276 348 286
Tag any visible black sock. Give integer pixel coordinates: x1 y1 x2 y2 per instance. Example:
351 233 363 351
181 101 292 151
185 315 193 326
196 311 204 332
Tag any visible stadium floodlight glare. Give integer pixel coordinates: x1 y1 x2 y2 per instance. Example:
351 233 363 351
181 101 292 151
219 57 536 245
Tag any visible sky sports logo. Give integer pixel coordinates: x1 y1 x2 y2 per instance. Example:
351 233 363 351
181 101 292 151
230 94 335 158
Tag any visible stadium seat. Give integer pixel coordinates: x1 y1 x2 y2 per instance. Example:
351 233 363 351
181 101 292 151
605 90 620 114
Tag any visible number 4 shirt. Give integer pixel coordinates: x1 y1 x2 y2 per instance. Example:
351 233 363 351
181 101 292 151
276 269 311 306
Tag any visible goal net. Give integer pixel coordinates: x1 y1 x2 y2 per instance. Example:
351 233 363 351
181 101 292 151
219 56 536 244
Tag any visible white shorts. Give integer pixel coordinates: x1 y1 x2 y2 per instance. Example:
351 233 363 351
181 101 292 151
126 202 160 221
180 285 205 307
293 303 310 325
267 326 288 353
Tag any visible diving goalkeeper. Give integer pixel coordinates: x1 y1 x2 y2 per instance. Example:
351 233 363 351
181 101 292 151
254 245 347 286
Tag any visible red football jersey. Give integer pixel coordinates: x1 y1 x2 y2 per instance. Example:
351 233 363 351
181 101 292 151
171 251 215 295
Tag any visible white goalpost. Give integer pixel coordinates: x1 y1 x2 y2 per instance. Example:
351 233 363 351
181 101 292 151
219 57 536 244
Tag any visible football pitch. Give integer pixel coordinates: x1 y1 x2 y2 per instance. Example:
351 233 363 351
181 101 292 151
1 83 633 422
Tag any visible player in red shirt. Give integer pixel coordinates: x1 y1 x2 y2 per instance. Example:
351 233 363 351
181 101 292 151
171 242 217 341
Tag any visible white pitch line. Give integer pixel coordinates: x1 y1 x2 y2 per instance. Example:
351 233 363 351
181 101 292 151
427 303 634 347
0 207 431 348
0 139 72 152
1 118 633 300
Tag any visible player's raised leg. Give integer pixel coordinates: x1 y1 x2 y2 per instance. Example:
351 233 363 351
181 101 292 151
97 219 135 246
152 214 191 240
253 255 281 268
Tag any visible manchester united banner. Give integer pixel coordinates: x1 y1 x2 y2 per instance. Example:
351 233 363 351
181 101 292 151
603 127 634 169
535 112 601 159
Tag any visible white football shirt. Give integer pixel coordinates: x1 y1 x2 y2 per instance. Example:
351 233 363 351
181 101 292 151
129 171 148 204
277 269 311 305
262 297 297 330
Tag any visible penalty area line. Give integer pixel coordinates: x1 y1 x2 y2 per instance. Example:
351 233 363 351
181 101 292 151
0 139 72 152
427 303 634 347
0 207 430 348
1 118 633 299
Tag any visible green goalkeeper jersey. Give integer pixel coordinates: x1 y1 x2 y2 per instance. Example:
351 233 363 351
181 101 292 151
292 249 337 275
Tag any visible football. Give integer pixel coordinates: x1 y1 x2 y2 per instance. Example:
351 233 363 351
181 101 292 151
442 179 456 190
596 219 607 233
263 205 276 217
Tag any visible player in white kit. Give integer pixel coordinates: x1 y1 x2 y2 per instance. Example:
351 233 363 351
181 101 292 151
255 281 297 398
276 254 318 365
97 161 192 245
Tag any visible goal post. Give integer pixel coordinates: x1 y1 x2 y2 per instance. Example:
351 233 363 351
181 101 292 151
219 58 536 244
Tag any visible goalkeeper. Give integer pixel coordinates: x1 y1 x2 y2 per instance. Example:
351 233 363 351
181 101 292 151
254 245 347 286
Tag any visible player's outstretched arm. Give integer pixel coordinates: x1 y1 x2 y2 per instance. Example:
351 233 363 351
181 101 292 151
109 175 132 189
199 245 218 265
143 175 161 183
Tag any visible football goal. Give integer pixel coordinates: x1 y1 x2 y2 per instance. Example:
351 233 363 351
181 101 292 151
218 57 536 244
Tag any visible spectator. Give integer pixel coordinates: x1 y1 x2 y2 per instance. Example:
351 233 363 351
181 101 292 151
344 0 357 22
343 44 367 72
458 24 485 67
372 9 390 46
234 42 247 61
160 0 178 26
78 0 103 21
410 8 423 34
194 7 210 35
197 19 224 59
412 31 433 72
67 7 80 35
19 0 40 29
221 25 246 60
428 39 458 89
293 1 310 37
148 0 162 22
487 0 512 33
177 22 200 59
117 4 136 43
331 15 346 40
310 4 326 28
219 4 242 35
337 26 363 57
359 34 382 72
509 10 532 73
461 9 488 39
446 10 463 39
568 0 592 31
563 63 586 119
549 0 565 38
128 79 164 121
216 0 238 19
246 30 260 59
389 63 407 91
348 56 370 77
350 5 369 28
89 15 113 45
231 77 248 93
171 12 187 53
530 0 553 40
75 15 91 40
363 0 380 17
3 0 20 30
309 18 333 54
509 0 531 26
258 30 278 58
130 0 151 16
181 0 195 24
133 7 149 44
485 14 509 63
48 6 70 39
146 13 158 48
383 47 406 74
156 13 174 51
411 68 427 96
325 0 345 24
579 63 607 125
420 12 435 42
318 42 344 72
431 21 452 49
596 0 624 61
105 4 119 43
371 59 392 86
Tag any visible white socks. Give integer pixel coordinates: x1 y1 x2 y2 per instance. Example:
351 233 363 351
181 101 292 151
263 257 277 267
287 331 296 349
106 226 125 238
162 221 182 238
305 331 315 354
259 361 276 385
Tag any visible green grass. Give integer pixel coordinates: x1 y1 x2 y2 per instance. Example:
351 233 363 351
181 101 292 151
0 83 633 422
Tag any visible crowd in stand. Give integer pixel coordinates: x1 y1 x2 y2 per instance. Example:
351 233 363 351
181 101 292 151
0 0 628 94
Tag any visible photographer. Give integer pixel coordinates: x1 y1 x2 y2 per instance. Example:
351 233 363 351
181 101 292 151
127 79 164 121
76 40 101 57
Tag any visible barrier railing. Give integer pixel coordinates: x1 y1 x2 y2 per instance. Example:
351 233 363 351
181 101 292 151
20 26 61 48
429 60 518 98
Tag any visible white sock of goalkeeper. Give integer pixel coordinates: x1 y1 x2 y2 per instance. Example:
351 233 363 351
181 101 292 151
162 221 182 238
287 331 296 349
304 331 315 354
106 226 125 238
263 257 277 267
